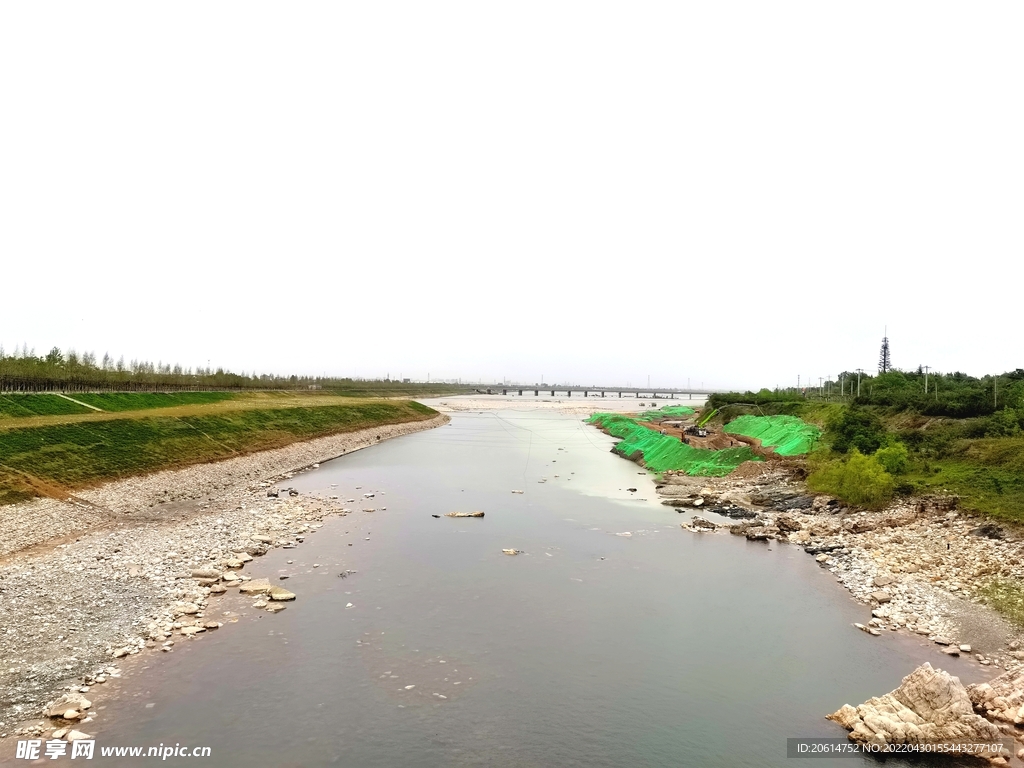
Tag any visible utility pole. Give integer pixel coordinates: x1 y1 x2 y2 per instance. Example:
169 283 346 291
856 368 864 397
922 365 930 395
995 376 998 409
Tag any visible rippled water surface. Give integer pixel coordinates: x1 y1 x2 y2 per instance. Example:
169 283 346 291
84 400 985 766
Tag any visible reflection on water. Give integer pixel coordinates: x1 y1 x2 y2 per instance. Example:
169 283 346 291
80 400 985 767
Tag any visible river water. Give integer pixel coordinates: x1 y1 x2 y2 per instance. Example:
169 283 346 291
85 398 985 766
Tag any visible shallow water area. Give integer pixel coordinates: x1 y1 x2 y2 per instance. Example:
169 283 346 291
54 396 994 767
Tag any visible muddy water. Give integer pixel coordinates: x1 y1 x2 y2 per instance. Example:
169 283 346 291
84 401 986 766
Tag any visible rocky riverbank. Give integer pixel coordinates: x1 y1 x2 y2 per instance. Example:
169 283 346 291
828 662 1024 764
666 464 1024 762
0 414 448 741
661 466 1024 672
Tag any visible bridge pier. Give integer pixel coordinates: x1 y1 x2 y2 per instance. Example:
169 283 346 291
567 390 571 397
518 390 522 396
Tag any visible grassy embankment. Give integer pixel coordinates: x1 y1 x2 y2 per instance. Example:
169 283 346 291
0 392 437 505
709 393 1024 523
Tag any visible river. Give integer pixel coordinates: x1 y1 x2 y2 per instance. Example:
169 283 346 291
83 397 985 766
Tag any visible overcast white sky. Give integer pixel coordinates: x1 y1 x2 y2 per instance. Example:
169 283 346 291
2 3 1021 389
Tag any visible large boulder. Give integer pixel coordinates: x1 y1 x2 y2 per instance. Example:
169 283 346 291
968 668 1024 725
827 663 1003 752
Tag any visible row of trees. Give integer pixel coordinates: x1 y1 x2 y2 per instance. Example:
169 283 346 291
842 368 1024 418
0 345 376 392
710 368 1024 419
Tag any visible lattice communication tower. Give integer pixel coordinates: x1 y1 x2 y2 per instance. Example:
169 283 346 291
878 331 891 374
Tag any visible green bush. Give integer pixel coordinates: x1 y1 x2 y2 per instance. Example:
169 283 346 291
984 408 1022 437
875 442 909 475
827 407 886 454
807 449 895 509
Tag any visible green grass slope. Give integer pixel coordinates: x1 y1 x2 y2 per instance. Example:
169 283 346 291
0 400 436 504
0 394 93 418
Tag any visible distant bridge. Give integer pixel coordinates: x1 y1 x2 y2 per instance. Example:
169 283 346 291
473 385 719 399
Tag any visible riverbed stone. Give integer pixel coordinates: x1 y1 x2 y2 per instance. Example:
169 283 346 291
45 694 91 718
239 578 271 594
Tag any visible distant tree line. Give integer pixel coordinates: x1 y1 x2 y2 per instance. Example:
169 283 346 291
710 367 1024 420
0 344 415 393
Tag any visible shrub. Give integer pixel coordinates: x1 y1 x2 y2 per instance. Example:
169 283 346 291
807 449 895 509
984 408 1022 438
827 407 886 454
875 442 909 475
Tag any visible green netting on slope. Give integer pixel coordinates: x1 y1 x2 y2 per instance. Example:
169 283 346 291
588 413 761 476
723 415 819 456
635 405 695 422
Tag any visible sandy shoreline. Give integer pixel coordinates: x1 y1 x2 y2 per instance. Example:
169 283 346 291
0 413 448 740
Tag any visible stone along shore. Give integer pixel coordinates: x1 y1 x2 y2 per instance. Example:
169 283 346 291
662 465 1024 763
0 414 449 742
